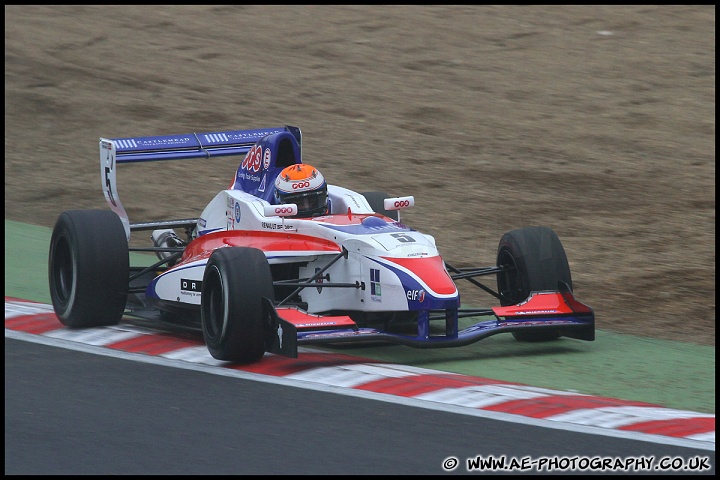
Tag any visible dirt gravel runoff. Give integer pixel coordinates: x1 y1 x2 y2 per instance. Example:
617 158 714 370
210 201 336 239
4 6 715 346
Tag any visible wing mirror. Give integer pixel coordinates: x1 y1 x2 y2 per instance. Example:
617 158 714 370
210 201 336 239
383 196 414 211
263 204 298 217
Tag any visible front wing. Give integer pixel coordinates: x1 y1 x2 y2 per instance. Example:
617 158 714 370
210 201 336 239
264 288 595 358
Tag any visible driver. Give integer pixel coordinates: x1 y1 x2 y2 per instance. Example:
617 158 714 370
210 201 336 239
273 164 328 217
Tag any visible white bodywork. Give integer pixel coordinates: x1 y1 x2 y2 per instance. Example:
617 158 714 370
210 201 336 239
147 185 458 314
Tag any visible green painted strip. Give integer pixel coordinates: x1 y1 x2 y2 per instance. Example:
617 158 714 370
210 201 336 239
4 219 715 414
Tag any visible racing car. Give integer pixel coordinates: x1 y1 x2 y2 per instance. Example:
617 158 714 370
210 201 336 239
48 125 595 363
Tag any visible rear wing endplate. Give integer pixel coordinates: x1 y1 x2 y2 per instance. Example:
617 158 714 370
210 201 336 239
99 126 300 239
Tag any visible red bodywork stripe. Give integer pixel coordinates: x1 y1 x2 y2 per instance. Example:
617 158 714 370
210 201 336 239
276 307 357 329
492 291 593 317
179 230 342 265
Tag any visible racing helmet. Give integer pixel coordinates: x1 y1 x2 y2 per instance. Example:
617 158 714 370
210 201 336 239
273 164 328 217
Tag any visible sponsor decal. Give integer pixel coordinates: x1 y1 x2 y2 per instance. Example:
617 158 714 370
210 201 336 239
261 222 293 230
498 319 571 327
277 323 283 348
180 278 202 297
258 173 267 192
508 309 558 315
305 330 376 339
135 137 192 147
234 202 241 223
236 172 261 183
406 289 426 302
370 269 381 298
273 206 296 215
241 145 263 173
384 196 415 210
227 129 282 141
103 146 117 207
197 217 207 228
181 279 202 292
263 148 271 170
295 322 340 327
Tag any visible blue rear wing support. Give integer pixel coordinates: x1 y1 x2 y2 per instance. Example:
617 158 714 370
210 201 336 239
99 125 301 239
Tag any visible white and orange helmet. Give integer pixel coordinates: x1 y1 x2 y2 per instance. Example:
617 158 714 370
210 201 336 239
273 164 328 217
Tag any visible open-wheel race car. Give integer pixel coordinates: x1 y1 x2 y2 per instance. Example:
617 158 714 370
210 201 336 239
48 125 595 363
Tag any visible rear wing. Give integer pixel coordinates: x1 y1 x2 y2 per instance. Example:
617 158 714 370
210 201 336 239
99 126 301 239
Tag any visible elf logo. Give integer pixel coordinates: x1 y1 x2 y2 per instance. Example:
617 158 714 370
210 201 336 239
406 289 425 302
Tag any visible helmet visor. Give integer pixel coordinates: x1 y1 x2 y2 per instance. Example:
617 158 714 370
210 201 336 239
280 189 327 217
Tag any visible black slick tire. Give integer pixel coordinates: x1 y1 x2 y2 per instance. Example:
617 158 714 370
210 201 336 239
496 226 572 342
201 247 274 363
48 210 129 327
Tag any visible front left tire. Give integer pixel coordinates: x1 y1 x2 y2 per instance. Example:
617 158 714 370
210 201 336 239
48 210 129 327
201 247 274 363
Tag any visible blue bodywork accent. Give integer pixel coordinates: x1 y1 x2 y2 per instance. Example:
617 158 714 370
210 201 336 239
319 219 414 236
112 127 292 163
197 227 223 237
111 125 305 209
144 263 203 300
366 257 460 311
231 130 303 203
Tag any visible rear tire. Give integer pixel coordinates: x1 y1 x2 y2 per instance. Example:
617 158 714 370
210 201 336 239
48 210 129 327
496 226 572 342
361 191 399 221
201 247 274 362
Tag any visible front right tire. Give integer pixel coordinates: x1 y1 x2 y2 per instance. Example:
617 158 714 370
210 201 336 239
496 226 572 342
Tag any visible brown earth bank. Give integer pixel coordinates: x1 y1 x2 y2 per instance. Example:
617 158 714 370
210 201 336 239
4 6 715 346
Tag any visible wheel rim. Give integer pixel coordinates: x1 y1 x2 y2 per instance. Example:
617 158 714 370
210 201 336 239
203 265 227 341
51 235 75 308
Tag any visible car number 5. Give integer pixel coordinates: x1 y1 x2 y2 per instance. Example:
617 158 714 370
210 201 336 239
391 233 415 243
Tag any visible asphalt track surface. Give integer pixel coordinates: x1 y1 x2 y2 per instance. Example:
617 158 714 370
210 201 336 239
4 220 715 474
